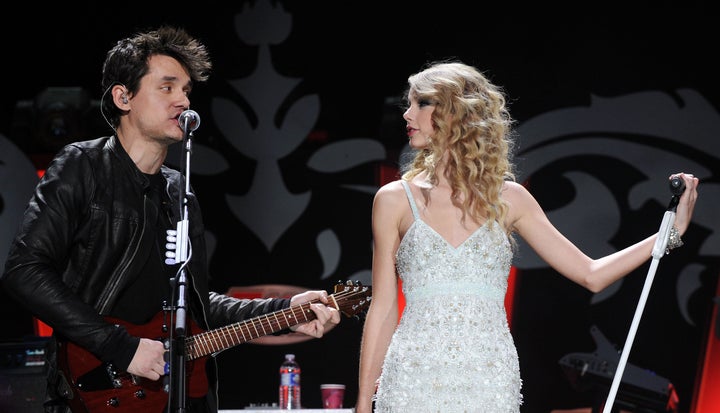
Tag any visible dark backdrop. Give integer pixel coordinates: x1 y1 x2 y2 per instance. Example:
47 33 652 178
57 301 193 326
1 2 719 413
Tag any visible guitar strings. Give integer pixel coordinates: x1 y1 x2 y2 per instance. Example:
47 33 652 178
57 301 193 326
184 288 370 359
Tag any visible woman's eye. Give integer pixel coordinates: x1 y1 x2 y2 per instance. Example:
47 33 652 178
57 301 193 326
418 99 433 107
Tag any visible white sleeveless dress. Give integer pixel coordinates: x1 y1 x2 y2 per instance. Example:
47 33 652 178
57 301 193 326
374 181 522 413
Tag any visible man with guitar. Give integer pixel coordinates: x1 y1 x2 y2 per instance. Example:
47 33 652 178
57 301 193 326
0 26 341 413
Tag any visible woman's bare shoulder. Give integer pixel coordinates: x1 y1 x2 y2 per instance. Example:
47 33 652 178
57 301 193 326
502 180 533 201
374 179 409 207
502 180 543 227
376 179 407 196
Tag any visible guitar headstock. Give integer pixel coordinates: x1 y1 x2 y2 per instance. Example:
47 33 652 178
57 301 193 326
332 281 372 318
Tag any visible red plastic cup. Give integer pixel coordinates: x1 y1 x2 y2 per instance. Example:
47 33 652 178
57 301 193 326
320 384 345 409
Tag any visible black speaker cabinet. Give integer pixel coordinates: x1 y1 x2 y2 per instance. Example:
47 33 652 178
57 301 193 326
0 338 48 413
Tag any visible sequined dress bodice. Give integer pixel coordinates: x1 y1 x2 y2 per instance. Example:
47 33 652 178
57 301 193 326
374 181 522 413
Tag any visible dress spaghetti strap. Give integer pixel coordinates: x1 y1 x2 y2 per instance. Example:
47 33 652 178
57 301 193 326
400 180 420 220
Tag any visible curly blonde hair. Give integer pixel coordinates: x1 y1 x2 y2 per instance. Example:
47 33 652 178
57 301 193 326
401 61 516 234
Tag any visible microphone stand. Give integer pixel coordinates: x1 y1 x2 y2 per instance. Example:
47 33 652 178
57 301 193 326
166 114 198 413
602 179 684 413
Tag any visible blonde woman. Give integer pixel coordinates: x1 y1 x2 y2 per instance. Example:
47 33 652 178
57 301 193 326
356 61 699 413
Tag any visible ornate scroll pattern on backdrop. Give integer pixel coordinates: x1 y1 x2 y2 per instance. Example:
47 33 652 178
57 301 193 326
166 0 380 284
512 89 719 324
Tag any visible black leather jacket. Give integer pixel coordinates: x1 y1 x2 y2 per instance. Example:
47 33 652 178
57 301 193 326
1 135 289 412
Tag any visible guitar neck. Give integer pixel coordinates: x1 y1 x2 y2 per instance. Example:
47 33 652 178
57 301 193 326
185 300 319 360
58 285 369 413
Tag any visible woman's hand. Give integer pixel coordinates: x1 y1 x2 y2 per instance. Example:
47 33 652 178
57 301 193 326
670 172 699 235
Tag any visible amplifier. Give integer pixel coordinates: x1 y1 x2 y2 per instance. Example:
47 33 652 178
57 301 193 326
559 326 678 413
0 338 49 412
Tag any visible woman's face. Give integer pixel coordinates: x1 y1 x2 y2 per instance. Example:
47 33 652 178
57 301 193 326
403 94 435 149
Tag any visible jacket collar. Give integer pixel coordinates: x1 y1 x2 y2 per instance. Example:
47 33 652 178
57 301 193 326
107 134 152 190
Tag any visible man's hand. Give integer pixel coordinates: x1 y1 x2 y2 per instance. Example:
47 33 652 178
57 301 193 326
288 290 341 338
127 338 167 380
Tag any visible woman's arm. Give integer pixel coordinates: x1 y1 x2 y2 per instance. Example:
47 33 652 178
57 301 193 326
505 173 699 292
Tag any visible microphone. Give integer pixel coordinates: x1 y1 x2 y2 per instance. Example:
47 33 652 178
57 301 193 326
666 175 685 213
669 176 685 196
652 175 685 258
178 110 200 133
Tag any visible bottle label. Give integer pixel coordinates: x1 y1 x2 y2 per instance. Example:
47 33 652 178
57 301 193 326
281 372 300 386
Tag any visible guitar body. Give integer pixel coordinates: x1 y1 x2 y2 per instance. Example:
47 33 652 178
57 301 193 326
56 282 371 413
58 312 208 413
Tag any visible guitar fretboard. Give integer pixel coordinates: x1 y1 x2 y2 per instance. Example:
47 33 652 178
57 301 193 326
59 285 369 413
185 301 317 360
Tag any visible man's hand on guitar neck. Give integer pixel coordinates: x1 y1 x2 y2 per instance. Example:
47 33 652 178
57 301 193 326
122 290 341 382
288 290 341 338
127 338 168 381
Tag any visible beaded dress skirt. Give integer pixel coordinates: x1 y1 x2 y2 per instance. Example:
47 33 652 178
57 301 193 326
374 181 522 413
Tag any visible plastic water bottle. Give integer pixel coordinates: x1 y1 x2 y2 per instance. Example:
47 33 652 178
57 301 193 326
279 353 301 409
